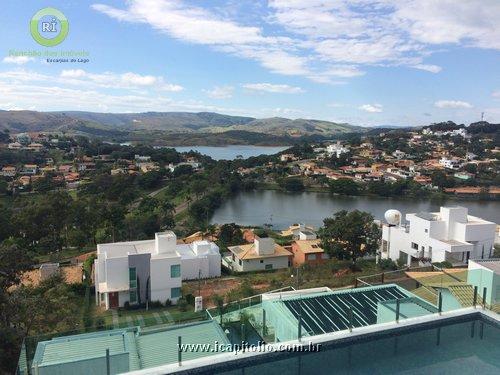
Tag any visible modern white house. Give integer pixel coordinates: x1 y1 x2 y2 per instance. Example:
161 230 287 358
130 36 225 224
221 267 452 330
95 231 221 309
379 207 496 266
439 157 462 170
224 236 292 272
326 141 349 158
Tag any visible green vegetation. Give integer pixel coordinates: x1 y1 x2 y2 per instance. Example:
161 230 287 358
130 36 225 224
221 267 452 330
319 210 381 267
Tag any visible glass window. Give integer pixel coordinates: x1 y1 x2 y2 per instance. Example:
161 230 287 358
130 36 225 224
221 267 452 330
129 267 137 288
129 290 137 303
308 254 317 261
265 264 273 270
170 264 181 278
171 287 181 299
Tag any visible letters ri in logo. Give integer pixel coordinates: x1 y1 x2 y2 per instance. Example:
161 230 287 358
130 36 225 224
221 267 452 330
30 7 69 47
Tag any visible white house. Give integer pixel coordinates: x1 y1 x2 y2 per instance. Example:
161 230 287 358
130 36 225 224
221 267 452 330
95 231 220 309
439 157 462 170
326 142 349 158
379 207 496 266
225 236 292 272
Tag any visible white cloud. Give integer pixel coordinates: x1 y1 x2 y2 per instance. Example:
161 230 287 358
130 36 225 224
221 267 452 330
434 100 473 109
203 85 234 99
493 91 500 99
242 83 304 94
91 0 500 84
2 56 35 65
359 104 383 113
59 69 183 91
412 64 442 73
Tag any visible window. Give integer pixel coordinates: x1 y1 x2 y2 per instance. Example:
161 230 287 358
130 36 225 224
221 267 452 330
129 290 137 303
129 267 137 288
311 244 320 249
425 228 428 233
265 264 273 270
411 242 418 250
170 264 181 278
171 287 181 299
260 260 264 263
239 259 242 266
321 253 329 259
307 254 317 261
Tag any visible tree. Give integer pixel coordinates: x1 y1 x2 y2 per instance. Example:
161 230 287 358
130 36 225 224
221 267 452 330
431 170 455 189
318 210 381 267
279 177 305 192
217 223 243 247
329 179 360 195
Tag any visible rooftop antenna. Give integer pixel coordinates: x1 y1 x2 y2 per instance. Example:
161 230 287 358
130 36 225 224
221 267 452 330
481 112 484 121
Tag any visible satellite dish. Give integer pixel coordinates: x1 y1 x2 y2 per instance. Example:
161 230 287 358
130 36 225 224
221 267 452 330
385 209 401 225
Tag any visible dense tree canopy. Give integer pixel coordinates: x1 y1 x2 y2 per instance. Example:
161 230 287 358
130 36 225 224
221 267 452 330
319 210 381 266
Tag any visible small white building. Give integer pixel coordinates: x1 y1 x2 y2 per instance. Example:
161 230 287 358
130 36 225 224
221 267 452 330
380 207 496 266
225 236 292 272
95 231 220 309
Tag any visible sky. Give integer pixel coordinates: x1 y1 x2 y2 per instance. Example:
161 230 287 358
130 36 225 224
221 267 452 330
1 0 500 127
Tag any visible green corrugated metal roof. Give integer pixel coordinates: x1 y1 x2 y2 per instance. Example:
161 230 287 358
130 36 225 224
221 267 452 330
411 286 438 305
34 330 130 367
31 320 230 372
137 320 230 369
448 284 483 307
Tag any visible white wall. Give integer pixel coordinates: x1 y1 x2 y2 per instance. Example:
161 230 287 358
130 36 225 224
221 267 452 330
150 256 182 303
233 255 290 272
104 257 129 291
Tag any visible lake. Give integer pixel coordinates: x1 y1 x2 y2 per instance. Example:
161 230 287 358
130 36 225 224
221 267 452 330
210 190 500 229
174 145 289 160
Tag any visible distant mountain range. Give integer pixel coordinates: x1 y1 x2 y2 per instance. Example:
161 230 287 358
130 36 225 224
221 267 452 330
0 110 363 137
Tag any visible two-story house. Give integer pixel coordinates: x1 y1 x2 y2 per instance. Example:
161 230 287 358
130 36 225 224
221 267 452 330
95 231 220 309
380 206 496 266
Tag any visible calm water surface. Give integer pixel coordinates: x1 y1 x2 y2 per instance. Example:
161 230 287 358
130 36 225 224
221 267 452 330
174 145 288 160
211 190 500 229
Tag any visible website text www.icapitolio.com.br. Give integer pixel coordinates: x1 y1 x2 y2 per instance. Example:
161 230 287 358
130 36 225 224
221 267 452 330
178 340 322 355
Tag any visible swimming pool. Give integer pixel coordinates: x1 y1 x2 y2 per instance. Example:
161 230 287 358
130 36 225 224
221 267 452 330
165 311 500 375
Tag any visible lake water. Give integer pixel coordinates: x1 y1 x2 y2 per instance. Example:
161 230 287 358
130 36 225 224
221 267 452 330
174 145 289 160
210 190 500 229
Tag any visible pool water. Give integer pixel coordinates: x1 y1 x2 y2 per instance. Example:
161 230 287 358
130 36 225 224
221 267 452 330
216 317 500 375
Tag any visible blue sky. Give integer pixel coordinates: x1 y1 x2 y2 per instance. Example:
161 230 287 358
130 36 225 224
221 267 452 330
1 0 499 126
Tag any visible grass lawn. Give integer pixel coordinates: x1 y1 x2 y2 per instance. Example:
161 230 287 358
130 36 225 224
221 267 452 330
96 304 205 329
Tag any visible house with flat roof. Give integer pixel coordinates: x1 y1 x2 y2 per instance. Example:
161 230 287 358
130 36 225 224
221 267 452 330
380 206 496 266
95 231 220 309
225 236 292 272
